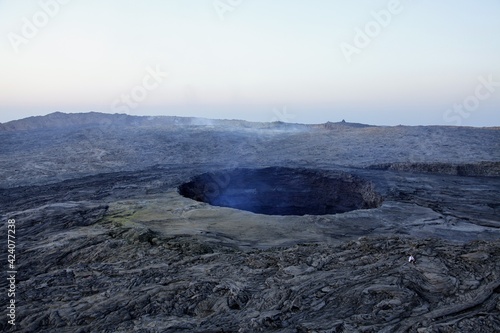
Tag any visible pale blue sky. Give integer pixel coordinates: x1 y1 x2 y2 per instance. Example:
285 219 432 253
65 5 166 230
1 0 499 126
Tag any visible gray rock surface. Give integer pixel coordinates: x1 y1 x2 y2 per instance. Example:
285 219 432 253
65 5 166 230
1 112 499 332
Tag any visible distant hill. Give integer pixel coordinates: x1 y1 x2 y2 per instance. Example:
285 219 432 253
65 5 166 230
0 112 356 132
0 112 145 131
2 112 498 132
0 112 224 131
314 120 373 130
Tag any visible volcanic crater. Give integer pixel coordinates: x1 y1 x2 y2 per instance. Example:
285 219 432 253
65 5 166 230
178 167 383 215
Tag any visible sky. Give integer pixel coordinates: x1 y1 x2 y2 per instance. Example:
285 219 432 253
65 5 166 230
0 0 499 126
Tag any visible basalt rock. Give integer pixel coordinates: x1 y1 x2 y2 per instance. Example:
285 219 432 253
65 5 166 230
368 161 500 177
1 113 499 332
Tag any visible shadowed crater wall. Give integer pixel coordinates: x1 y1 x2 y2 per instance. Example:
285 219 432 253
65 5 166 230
178 167 383 216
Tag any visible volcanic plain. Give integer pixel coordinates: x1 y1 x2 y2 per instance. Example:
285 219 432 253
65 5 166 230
1 112 499 332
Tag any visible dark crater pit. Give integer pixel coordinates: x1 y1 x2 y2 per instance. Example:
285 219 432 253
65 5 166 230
178 167 383 216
